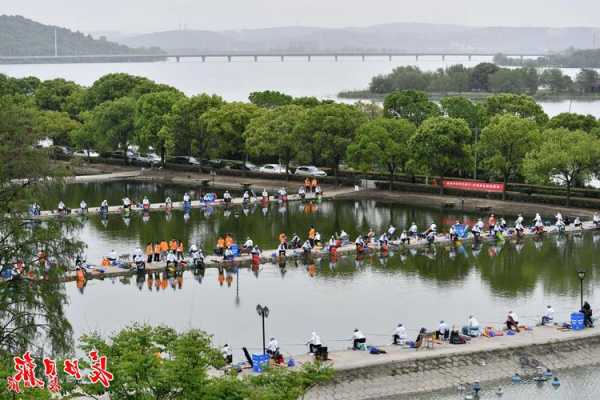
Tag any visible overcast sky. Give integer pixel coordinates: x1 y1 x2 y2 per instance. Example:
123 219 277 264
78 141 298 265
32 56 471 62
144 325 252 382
3 0 599 33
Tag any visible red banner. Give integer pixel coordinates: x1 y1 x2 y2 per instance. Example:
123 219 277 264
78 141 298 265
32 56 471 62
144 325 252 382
441 180 505 193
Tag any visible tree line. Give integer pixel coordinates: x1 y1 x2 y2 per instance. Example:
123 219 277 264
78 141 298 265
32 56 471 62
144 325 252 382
494 49 600 69
359 63 599 95
2 72 600 203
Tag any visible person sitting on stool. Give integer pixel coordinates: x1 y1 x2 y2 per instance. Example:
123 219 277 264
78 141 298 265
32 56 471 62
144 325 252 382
352 329 366 350
393 323 408 345
306 331 322 354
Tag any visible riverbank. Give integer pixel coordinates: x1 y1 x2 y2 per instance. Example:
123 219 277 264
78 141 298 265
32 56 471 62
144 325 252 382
337 190 599 219
301 325 600 399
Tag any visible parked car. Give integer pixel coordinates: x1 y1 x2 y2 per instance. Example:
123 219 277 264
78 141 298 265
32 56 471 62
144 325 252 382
73 149 100 158
48 145 72 159
294 165 327 177
222 160 258 171
168 156 201 166
132 153 161 166
259 164 287 174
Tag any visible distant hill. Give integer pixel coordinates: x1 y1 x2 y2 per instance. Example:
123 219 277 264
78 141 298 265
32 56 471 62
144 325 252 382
0 15 163 57
114 23 600 54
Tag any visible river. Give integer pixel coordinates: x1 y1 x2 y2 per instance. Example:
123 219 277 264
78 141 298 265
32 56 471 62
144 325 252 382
51 181 600 363
1 57 599 117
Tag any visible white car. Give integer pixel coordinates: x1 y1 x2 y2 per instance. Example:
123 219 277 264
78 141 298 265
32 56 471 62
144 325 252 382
73 149 100 158
294 165 327 177
259 164 287 174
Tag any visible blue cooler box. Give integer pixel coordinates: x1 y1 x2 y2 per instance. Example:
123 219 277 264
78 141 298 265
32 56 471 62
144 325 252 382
251 353 270 373
571 312 584 330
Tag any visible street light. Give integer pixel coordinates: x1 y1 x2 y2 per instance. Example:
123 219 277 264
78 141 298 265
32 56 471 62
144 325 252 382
256 304 270 354
577 270 586 310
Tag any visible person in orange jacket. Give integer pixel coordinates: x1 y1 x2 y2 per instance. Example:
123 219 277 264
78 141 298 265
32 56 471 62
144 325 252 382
145 242 154 264
176 241 184 260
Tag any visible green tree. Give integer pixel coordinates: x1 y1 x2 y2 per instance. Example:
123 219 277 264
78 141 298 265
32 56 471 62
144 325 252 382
248 90 293 108
167 94 224 157
483 93 549 126
245 105 306 178
354 101 383 120
78 324 224 399
370 66 432 93
383 90 440 126
291 96 322 108
346 118 416 189
470 62 500 91
445 64 472 92
478 115 541 199
540 69 574 93
547 112 598 133
135 91 185 165
523 129 600 206
576 69 599 93
301 103 367 180
84 73 178 109
82 97 137 162
200 102 265 160
0 95 83 373
33 110 81 146
408 117 472 194
440 96 487 178
34 78 82 112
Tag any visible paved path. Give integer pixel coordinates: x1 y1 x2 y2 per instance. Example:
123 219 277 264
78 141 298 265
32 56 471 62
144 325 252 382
300 326 600 399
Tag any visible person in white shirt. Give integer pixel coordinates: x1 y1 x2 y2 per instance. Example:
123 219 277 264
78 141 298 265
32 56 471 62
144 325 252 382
142 197 150 210
183 192 190 203
298 186 306 199
339 230 349 242
243 237 254 252
306 332 322 354
267 337 279 357
261 188 269 201
80 200 87 213
242 191 250 203
352 329 366 350
464 315 480 337
314 231 321 246
392 323 407 345
534 213 542 224
223 191 232 204
122 197 131 209
515 214 524 226
542 305 555 326
593 212 600 228
387 225 396 239
107 249 117 261
574 217 582 229
408 222 418 237
302 240 312 254
400 231 409 245
134 247 143 258
436 320 449 340
472 221 481 238
555 212 563 224
506 310 519 332
428 222 437 234
222 344 232 364
166 251 178 267
57 201 66 213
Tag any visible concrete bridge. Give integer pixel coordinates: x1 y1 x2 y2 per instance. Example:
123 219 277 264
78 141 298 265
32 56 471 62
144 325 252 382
0 51 547 64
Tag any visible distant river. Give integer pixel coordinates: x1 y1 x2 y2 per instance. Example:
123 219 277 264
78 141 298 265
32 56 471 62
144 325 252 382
1 56 599 117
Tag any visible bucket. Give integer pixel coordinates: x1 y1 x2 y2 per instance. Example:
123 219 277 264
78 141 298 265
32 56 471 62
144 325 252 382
571 312 584 330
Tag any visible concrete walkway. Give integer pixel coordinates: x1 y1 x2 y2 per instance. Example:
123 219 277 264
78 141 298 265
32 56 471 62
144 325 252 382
301 326 600 399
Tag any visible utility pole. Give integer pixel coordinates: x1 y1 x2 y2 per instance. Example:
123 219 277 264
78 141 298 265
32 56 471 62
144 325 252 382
54 28 58 57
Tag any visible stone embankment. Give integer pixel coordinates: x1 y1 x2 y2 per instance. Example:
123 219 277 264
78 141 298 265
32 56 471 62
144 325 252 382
301 327 600 399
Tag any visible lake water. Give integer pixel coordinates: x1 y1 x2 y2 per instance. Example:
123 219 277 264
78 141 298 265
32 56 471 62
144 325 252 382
1 57 599 117
416 365 600 400
56 181 600 362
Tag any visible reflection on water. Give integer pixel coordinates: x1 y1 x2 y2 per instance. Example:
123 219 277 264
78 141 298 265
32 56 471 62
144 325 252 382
48 181 600 359
415 364 600 400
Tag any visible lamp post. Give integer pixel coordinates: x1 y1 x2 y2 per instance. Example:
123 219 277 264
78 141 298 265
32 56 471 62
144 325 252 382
577 270 586 310
256 304 269 354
